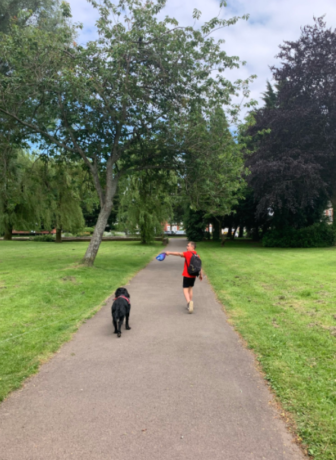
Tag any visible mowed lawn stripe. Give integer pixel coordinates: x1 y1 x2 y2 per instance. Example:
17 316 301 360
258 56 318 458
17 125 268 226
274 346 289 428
199 240 336 460
0 241 160 402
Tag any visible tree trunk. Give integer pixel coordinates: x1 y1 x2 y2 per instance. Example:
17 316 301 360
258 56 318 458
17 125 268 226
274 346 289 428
227 225 232 239
213 220 220 241
252 227 260 241
140 229 148 244
3 223 12 240
239 226 244 238
55 228 62 243
82 204 112 266
82 164 119 266
140 219 149 244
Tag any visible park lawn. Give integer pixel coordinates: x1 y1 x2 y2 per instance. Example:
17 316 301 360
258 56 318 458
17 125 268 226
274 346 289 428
199 240 336 460
0 240 160 402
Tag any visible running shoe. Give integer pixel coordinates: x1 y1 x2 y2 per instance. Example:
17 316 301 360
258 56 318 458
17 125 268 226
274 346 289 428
188 300 194 314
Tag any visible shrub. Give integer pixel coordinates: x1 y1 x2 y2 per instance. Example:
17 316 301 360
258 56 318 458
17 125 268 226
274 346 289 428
84 227 95 235
262 223 336 248
30 235 55 242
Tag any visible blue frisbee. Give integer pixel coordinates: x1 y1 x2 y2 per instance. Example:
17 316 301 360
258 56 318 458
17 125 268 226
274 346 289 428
156 252 167 261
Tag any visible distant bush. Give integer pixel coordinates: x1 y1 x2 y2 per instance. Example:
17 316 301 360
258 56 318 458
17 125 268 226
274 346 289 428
262 223 336 248
84 227 95 235
30 235 55 242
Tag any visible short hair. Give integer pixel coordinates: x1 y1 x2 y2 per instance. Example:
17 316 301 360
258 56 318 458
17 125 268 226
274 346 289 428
189 241 196 249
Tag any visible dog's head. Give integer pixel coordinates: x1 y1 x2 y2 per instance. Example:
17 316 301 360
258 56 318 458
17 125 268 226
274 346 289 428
114 287 130 299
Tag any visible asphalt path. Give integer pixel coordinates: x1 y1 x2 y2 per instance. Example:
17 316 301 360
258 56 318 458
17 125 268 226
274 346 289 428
0 239 304 460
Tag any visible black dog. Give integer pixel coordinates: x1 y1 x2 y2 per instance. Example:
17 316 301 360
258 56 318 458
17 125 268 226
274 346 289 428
111 287 131 338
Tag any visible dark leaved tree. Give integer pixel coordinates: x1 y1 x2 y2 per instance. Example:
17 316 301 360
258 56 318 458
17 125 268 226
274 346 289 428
247 18 336 227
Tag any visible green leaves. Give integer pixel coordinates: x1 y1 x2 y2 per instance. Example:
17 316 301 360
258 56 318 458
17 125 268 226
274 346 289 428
192 9 201 20
0 0 254 261
118 169 175 243
183 105 246 218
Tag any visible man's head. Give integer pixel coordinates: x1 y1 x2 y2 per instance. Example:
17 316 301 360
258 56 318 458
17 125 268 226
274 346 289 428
187 241 196 251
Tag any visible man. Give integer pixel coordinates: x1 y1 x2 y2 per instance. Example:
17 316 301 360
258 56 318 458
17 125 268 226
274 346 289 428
166 241 203 313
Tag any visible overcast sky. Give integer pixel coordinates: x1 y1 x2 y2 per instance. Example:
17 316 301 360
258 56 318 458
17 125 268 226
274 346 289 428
67 0 336 120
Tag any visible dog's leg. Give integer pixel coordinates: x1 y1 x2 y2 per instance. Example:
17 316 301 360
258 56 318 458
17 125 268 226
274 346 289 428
113 319 118 334
117 318 122 338
125 314 131 330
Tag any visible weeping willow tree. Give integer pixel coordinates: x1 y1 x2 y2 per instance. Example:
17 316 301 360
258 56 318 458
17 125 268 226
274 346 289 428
0 150 96 241
34 157 97 242
0 147 45 239
118 171 175 244
0 1 77 240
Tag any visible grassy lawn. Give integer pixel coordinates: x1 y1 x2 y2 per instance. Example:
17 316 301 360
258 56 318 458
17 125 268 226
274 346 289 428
0 241 160 402
199 240 336 459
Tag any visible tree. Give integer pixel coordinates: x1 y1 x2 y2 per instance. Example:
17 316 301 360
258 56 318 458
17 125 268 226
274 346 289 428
118 170 174 244
34 157 96 242
184 208 206 242
0 148 46 239
0 0 253 265
182 105 246 240
0 1 75 240
261 81 277 109
0 0 67 34
246 18 336 228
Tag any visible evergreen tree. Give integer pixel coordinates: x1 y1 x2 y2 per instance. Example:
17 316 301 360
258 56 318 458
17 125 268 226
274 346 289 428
182 105 246 240
261 81 278 109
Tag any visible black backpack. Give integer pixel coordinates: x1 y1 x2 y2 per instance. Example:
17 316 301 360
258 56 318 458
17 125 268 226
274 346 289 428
187 253 202 277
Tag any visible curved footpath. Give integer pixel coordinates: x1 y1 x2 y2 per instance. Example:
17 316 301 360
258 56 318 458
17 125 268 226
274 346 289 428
0 239 304 460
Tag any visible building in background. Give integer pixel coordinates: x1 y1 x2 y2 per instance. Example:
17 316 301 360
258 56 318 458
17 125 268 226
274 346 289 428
324 202 333 222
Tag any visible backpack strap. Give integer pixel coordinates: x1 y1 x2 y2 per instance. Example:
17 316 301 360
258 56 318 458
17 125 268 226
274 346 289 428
187 251 198 265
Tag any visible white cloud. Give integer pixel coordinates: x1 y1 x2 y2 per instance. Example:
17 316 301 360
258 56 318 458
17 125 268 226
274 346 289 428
68 0 336 121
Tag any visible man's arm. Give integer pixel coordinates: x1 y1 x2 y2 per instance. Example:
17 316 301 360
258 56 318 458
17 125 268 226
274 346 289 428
166 251 184 257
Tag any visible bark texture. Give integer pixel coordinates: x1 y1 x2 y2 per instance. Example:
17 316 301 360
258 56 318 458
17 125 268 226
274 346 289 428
82 166 118 266
56 228 62 243
212 220 221 241
3 223 12 240
82 204 112 266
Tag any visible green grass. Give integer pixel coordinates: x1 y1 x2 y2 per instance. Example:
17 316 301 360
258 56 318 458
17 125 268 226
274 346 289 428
199 240 336 460
0 241 160 402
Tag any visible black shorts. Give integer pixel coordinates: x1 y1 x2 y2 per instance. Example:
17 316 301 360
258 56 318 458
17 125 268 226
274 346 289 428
183 277 196 288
